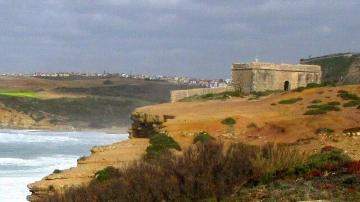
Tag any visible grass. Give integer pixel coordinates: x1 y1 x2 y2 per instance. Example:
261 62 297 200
337 90 360 108
0 91 36 98
221 117 236 126
278 97 303 104
145 133 181 160
251 90 281 99
315 128 335 135
43 142 360 202
180 91 243 102
304 102 341 115
193 131 215 144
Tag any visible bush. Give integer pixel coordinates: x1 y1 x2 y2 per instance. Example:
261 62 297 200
221 117 236 126
53 169 62 174
95 166 119 182
193 131 215 144
311 99 322 104
251 144 306 183
103 79 114 85
295 147 351 174
247 123 258 129
145 133 181 160
338 90 360 101
328 101 341 106
180 91 243 102
315 128 335 135
304 103 341 115
278 97 303 104
343 100 360 107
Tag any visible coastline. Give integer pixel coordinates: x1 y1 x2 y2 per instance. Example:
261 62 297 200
0 125 129 135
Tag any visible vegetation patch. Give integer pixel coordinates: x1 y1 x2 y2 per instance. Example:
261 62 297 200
221 117 236 126
145 133 181 160
311 99 322 104
0 90 36 98
343 100 360 107
338 90 360 101
180 91 243 102
250 90 280 99
95 166 119 182
304 102 341 115
315 128 335 136
44 142 360 202
193 131 215 144
278 97 303 104
343 127 360 136
293 82 335 92
306 56 356 83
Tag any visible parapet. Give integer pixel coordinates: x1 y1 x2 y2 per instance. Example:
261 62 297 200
232 62 321 73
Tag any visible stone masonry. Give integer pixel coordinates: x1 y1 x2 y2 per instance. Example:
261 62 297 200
232 62 321 93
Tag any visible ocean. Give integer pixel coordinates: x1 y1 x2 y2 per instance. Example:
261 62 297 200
0 129 128 202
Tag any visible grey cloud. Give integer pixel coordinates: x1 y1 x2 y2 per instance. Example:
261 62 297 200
0 0 359 78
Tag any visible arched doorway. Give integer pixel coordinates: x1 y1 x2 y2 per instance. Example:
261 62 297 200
284 81 290 91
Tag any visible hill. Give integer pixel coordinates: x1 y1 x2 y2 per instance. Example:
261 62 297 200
29 84 360 201
0 76 193 131
301 53 360 84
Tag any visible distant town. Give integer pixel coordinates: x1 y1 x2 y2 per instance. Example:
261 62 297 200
0 71 231 89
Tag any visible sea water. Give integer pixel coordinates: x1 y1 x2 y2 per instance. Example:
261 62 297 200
0 130 128 202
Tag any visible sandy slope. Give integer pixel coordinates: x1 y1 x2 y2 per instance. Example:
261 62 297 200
136 85 360 156
28 85 360 201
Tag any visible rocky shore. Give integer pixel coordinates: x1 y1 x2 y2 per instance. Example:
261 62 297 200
27 138 149 201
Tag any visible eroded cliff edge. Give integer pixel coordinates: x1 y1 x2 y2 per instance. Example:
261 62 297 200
28 138 149 201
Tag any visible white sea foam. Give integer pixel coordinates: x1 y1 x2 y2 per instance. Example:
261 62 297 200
0 130 127 202
0 133 79 143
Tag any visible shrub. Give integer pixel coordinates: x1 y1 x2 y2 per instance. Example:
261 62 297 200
247 123 258 129
193 131 215 144
278 97 303 104
251 90 279 98
306 83 322 88
221 117 236 126
251 144 306 183
145 133 181 160
328 101 341 106
315 128 335 135
304 103 341 115
53 169 62 174
103 79 113 85
95 166 119 182
295 147 351 174
338 90 360 101
180 91 243 102
343 100 360 107
344 161 360 175
311 99 322 104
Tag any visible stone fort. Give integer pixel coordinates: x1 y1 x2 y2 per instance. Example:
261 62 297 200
232 62 321 93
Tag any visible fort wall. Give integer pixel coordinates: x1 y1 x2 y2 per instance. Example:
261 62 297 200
170 86 235 103
232 62 321 93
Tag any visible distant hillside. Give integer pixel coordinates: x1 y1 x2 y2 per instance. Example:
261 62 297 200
300 53 360 84
0 77 196 130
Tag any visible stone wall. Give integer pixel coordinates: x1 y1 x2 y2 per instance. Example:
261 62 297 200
252 69 321 92
170 86 235 102
232 62 321 92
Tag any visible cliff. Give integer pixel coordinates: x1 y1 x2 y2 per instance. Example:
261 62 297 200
28 138 149 201
301 53 360 84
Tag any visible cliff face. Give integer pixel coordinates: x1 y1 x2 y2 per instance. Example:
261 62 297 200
302 54 360 84
28 138 149 201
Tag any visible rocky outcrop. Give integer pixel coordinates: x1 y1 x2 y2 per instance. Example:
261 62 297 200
27 138 149 201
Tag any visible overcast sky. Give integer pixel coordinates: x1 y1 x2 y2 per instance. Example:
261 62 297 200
0 0 359 78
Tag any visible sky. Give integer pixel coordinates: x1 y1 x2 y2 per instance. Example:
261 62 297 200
0 0 359 78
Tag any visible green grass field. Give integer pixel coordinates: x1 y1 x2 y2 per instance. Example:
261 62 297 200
0 91 36 98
